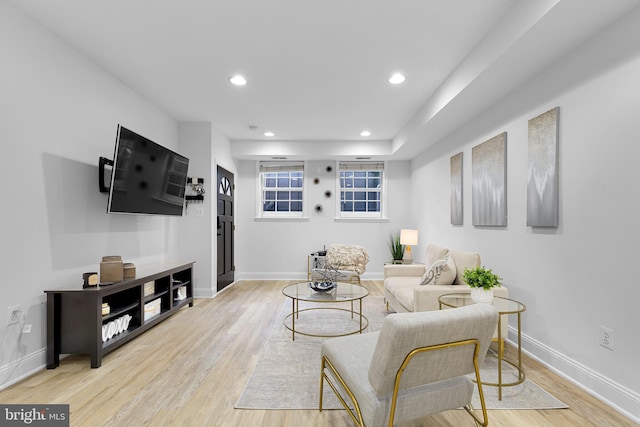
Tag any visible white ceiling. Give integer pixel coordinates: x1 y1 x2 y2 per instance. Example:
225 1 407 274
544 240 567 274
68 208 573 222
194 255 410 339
9 0 640 160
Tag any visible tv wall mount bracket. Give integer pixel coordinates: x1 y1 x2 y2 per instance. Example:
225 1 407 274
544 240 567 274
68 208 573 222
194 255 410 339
98 157 113 193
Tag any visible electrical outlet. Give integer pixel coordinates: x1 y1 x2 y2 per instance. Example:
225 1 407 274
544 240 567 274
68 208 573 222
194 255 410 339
600 326 614 351
23 324 32 334
7 304 20 325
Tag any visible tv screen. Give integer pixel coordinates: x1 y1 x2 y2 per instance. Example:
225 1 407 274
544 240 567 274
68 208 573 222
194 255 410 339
107 125 189 216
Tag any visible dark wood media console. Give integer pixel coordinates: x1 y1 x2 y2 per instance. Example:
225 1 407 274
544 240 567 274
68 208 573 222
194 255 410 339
45 261 194 368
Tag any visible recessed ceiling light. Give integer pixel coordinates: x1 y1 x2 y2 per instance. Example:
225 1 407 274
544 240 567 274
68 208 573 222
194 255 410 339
264 131 275 137
360 130 371 137
388 73 406 85
229 75 247 86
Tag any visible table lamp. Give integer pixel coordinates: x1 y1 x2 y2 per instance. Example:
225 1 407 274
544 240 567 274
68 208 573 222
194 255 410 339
400 229 418 263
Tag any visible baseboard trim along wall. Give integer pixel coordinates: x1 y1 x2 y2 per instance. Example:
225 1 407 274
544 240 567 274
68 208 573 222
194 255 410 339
236 272 384 281
0 348 47 392
508 327 640 424
193 287 216 299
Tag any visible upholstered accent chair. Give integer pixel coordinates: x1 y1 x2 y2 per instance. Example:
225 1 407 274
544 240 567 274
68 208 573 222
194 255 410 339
320 304 499 427
312 244 369 284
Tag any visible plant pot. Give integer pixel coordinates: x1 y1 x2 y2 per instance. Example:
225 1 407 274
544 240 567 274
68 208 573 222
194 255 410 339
471 287 494 304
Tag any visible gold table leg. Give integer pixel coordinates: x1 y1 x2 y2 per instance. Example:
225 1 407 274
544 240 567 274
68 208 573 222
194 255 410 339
493 312 525 400
283 301 369 340
291 298 296 341
498 316 503 400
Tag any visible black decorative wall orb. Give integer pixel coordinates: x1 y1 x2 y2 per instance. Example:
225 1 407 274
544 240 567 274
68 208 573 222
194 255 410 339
315 204 323 213
324 190 332 198
326 165 333 173
313 177 320 184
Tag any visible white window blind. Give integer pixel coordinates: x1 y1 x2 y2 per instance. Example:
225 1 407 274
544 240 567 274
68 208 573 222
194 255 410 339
259 161 305 217
338 161 384 218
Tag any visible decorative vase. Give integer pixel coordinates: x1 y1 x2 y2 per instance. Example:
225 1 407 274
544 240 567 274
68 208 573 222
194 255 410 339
471 287 494 304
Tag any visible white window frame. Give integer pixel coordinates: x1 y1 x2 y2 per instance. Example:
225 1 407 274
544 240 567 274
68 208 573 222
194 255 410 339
256 161 307 219
335 161 387 220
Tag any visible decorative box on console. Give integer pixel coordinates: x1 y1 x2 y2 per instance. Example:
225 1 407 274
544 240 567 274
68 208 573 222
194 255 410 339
100 255 123 283
123 263 136 279
144 298 161 321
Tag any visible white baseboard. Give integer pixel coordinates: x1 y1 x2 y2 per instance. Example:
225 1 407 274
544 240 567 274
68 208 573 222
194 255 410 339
236 272 307 281
235 272 384 281
508 326 640 424
193 287 216 298
194 281 241 299
0 348 47 391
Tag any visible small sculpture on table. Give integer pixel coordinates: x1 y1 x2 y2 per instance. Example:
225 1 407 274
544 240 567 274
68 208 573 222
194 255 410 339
309 262 343 293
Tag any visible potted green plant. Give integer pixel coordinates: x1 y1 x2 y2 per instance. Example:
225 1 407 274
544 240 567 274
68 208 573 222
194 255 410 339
462 266 502 303
388 232 405 263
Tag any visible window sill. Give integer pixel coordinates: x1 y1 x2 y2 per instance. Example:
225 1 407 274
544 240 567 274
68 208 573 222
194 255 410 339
254 217 310 222
333 217 389 223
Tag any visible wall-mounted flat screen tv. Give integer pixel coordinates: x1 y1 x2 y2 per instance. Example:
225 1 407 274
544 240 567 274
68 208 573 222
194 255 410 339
107 125 189 216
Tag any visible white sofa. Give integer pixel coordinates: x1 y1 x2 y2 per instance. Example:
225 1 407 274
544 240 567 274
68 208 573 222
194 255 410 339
384 244 508 337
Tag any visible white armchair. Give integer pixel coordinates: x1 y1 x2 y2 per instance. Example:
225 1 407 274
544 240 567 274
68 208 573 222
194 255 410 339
320 304 499 427
311 244 369 284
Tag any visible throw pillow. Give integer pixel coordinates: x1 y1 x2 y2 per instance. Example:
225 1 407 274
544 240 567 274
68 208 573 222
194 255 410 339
420 256 456 286
325 244 369 275
423 244 449 268
449 250 481 285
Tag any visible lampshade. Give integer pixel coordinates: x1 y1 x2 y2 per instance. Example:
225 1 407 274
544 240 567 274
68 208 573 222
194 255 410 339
400 229 418 246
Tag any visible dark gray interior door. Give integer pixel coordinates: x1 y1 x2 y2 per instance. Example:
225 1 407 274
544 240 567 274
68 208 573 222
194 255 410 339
217 166 234 291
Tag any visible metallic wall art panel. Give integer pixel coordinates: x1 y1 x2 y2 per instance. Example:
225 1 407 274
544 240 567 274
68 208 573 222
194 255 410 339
472 132 507 226
527 107 559 227
450 152 463 225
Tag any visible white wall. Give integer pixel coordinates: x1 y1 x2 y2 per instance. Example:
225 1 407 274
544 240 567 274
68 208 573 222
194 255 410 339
0 2 180 386
175 123 213 297
410 9 640 419
175 122 237 298
235 160 413 279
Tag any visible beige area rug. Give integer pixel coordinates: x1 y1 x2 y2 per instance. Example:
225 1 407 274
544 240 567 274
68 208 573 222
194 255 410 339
235 296 568 411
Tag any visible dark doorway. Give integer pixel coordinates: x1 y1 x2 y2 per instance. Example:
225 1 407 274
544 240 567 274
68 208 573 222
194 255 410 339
217 166 234 291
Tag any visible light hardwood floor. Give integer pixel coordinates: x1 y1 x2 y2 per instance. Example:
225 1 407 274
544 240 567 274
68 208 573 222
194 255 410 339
1 280 636 426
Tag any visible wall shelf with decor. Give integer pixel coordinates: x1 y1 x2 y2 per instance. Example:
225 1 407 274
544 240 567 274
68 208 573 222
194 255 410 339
45 261 194 369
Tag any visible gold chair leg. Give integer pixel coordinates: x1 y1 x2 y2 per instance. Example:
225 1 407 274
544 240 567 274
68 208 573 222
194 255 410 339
320 356 365 426
464 359 489 427
464 403 485 427
319 357 325 412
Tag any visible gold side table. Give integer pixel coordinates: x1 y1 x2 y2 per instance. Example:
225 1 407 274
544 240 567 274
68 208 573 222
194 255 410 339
438 293 526 400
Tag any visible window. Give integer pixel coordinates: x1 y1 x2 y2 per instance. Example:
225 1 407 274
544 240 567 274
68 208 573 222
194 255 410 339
338 162 384 218
259 161 304 217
